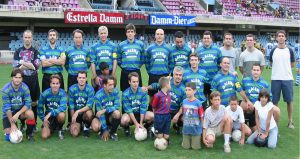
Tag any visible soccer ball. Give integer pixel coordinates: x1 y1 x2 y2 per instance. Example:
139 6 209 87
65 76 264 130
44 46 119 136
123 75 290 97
154 138 168 150
9 130 23 144
134 127 147 141
232 130 242 142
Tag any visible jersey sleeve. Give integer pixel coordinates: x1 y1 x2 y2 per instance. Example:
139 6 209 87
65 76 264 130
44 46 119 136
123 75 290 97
112 43 118 61
140 93 149 115
33 49 40 70
289 48 295 63
122 93 132 114
23 87 32 109
152 93 159 109
12 49 21 68
198 105 204 118
116 44 122 66
238 107 245 123
2 90 12 116
68 88 75 111
37 93 46 121
86 87 95 109
234 76 242 92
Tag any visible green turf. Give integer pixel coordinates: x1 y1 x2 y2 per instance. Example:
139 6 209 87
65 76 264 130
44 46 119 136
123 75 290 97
0 64 299 159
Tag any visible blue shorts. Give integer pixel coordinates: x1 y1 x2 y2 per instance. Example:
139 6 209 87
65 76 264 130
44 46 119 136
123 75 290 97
154 114 171 135
271 80 293 104
297 62 300 69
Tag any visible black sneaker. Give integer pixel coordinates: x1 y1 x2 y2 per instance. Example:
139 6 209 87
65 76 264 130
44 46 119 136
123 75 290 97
147 127 155 139
110 133 118 141
58 130 64 140
124 128 131 137
27 135 35 142
83 130 90 138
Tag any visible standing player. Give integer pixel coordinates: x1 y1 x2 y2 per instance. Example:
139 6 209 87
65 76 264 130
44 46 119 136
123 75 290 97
239 34 265 77
146 28 172 106
211 57 251 106
118 23 145 92
91 26 117 86
13 29 40 132
91 76 121 141
220 32 239 76
183 53 209 109
195 31 222 101
264 38 275 69
202 91 232 153
169 31 192 72
120 72 154 137
65 29 92 90
40 29 66 92
69 71 94 137
270 30 295 129
2 69 36 141
147 66 186 134
152 77 172 144
37 75 67 140
294 39 300 86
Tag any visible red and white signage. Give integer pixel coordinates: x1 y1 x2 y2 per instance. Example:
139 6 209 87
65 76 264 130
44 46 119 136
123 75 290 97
64 11 124 24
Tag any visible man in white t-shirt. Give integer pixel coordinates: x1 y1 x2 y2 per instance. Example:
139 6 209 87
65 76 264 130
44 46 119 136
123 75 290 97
220 32 239 76
239 34 265 77
270 30 295 129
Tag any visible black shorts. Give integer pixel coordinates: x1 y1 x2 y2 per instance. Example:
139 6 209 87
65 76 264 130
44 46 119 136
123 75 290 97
67 74 78 91
42 73 64 92
23 74 40 101
127 113 141 125
41 116 59 132
2 113 24 129
120 69 142 92
148 74 169 96
154 114 171 134
244 111 256 128
203 83 211 98
104 112 114 127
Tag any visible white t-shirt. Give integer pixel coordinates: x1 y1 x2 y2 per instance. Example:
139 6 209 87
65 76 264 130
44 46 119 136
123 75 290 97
226 105 245 124
203 105 226 129
254 101 277 131
239 48 265 77
270 47 294 80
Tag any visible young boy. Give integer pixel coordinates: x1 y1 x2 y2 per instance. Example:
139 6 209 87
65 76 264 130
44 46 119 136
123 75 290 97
226 96 251 145
152 77 171 144
91 62 110 92
181 82 204 150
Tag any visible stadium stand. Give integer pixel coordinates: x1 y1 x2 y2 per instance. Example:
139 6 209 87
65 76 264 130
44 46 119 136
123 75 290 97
161 0 207 14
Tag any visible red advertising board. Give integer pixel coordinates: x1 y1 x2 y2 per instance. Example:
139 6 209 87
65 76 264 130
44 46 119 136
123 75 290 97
64 11 124 24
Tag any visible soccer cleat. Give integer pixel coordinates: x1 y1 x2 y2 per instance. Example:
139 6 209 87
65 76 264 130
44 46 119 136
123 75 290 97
147 127 155 139
288 122 295 129
58 130 64 140
27 134 35 142
224 144 231 153
33 126 38 133
124 128 131 137
83 130 90 138
110 133 118 141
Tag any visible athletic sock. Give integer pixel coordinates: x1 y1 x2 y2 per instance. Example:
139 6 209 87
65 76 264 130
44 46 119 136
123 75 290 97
32 106 37 123
26 119 35 136
110 118 120 134
296 74 300 85
224 134 230 145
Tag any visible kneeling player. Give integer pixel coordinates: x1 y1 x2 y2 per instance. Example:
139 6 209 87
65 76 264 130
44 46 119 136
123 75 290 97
37 75 67 140
120 72 154 137
91 76 121 141
202 91 232 153
226 96 251 145
2 69 36 141
69 71 94 137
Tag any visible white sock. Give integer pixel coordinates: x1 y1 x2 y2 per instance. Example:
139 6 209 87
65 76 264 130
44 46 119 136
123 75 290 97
224 134 230 145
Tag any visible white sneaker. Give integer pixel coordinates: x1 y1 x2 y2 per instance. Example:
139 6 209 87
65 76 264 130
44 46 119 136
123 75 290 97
224 144 231 153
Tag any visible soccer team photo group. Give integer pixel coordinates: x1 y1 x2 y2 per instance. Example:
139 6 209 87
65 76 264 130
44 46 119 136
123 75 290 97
0 0 299 158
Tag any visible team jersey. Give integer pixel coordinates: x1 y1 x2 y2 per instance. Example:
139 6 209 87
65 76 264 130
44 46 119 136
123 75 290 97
91 40 117 71
169 44 192 72
117 39 145 71
182 98 204 135
37 88 67 121
211 71 242 106
152 91 171 114
122 87 148 115
146 42 172 75
183 68 209 103
265 42 274 57
241 76 271 103
65 45 91 76
94 88 120 131
39 44 65 74
195 45 222 81
68 84 95 111
13 46 40 76
2 82 31 119
150 79 186 111
294 43 300 60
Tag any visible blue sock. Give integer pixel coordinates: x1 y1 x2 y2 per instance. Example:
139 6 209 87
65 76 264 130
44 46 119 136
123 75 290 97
4 133 10 142
296 74 300 85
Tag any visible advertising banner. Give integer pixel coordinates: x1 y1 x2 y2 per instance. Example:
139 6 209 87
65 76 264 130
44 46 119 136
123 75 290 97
149 14 196 26
64 11 124 24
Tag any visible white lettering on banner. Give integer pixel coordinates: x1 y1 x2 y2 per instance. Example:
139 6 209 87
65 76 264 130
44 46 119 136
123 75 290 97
66 12 97 23
99 14 123 24
151 15 195 25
